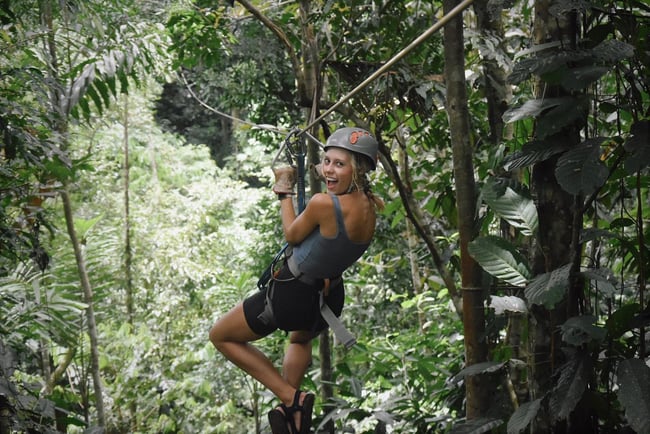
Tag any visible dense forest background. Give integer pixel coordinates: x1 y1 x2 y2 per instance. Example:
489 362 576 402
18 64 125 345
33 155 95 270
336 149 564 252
1 0 649 433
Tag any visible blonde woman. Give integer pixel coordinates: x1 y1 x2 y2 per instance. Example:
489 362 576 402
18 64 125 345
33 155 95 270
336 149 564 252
210 127 383 434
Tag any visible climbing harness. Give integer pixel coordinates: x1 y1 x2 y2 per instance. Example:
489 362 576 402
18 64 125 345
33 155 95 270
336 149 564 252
257 129 358 348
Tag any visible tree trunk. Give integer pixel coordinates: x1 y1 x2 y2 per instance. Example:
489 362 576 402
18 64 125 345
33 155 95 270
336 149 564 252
377 141 462 314
443 0 489 418
60 190 106 426
123 94 134 327
472 0 511 146
40 0 105 427
530 1 587 432
397 135 426 328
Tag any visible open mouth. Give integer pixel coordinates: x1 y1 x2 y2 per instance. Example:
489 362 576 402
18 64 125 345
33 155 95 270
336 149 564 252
326 178 338 189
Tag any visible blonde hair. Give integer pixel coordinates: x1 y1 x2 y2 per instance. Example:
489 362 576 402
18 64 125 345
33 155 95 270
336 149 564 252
349 153 384 211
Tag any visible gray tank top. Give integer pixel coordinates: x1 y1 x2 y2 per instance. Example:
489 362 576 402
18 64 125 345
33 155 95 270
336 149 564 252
288 195 371 279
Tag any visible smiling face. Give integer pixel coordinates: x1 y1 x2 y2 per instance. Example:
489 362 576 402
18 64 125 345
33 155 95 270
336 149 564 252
322 147 355 194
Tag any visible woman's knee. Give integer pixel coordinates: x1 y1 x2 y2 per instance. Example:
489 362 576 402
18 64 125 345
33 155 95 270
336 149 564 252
209 321 225 349
289 330 317 344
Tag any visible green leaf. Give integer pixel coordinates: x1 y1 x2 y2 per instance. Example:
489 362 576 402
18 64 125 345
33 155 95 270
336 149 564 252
503 97 572 123
536 96 588 138
503 139 567 171
623 120 650 173
581 267 617 297
616 359 650 434
549 352 591 422
469 236 531 287
453 361 507 384
482 177 538 236
507 399 542 434
524 263 571 308
555 138 608 195
592 39 635 63
605 303 641 339
449 417 504 434
85 84 104 116
559 315 606 346
488 295 528 315
556 65 610 90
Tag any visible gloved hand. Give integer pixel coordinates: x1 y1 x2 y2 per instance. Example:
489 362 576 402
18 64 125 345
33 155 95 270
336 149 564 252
272 166 297 195
310 163 325 182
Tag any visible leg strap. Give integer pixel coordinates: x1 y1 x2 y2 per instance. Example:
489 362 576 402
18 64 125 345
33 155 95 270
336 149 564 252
319 290 356 349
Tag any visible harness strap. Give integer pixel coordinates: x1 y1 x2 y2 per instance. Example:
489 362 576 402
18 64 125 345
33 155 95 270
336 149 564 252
258 256 356 348
319 291 356 349
287 255 356 348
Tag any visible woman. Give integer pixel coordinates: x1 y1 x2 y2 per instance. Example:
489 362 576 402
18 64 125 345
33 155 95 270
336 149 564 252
209 127 383 434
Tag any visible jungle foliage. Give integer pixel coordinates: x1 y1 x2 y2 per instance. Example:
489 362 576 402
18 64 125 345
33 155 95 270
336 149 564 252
1 0 649 433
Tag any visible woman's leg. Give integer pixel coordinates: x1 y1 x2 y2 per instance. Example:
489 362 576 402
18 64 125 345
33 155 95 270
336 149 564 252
209 302 296 406
282 330 317 388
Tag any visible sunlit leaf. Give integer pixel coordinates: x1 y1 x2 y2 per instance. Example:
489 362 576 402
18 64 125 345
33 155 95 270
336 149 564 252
488 295 528 315
469 236 531 287
503 97 572 123
481 177 538 236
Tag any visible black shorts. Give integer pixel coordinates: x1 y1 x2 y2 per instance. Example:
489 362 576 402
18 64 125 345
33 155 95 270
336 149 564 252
243 262 345 336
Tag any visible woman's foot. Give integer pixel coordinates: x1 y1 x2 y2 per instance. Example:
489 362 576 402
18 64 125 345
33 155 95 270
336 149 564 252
268 390 315 434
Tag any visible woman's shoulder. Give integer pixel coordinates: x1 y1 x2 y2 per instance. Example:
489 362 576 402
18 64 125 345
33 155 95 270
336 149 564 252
307 193 333 208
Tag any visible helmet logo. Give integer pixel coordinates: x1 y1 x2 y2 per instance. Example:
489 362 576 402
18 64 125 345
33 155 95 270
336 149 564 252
349 130 370 145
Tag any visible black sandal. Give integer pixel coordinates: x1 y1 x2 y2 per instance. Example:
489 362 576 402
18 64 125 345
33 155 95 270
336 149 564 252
267 390 315 434
268 407 291 434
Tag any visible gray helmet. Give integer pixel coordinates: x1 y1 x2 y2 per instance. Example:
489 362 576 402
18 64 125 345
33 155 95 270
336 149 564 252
325 127 378 170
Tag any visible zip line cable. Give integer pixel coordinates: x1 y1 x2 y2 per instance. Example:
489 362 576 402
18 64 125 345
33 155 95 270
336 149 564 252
181 0 474 162
277 0 475 156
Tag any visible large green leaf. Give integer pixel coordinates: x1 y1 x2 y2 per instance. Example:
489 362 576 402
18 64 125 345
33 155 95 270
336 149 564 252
549 352 592 422
536 95 589 138
559 315 606 346
502 139 568 171
507 399 542 434
452 361 507 384
503 97 573 123
554 65 610 90
555 138 608 195
489 295 528 315
592 39 635 63
581 267 617 297
468 236 532 287
481 177 538 236
524 263 571 308
616 359 650 434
